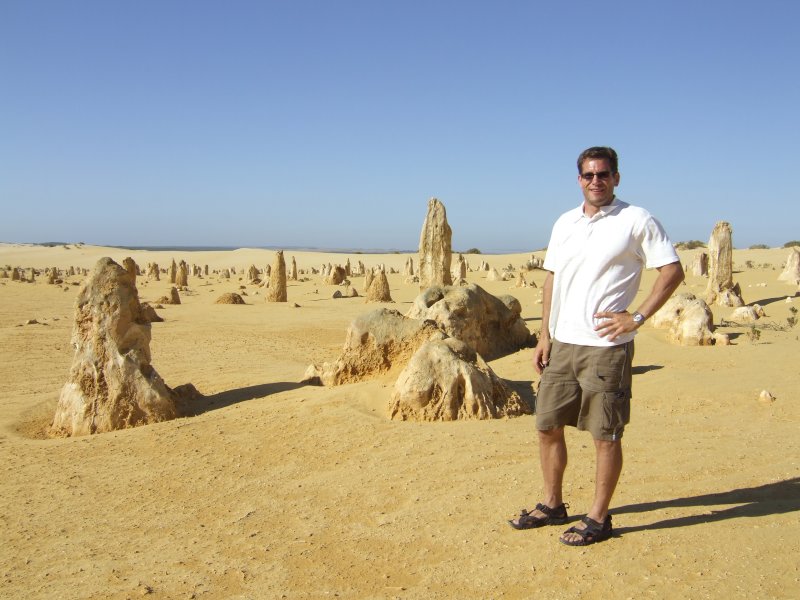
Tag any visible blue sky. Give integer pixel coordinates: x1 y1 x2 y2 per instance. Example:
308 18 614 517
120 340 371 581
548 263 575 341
1 0 797 251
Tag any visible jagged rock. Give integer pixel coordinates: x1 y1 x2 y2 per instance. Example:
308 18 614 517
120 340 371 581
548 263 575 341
486 268 506 282
265 251 288 302
364 269 374 291
705 222 744 306
215 292 246 304
52 258 198 436
325 265 347 285
652 293 718 345
176 261 189 287
514 272 528 288
366 269 393 303
405 284 532 360
302 309 442 386
147 263 160 281
778 248 800 284
728 305 765 323
418 197 453 289
140 303 164 323
247 264 259 283
389 338 530 421
690 252 709 277
122 258 137 284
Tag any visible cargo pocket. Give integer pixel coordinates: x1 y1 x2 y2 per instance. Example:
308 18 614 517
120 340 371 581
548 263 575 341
602 389 631 432
587 344 628 392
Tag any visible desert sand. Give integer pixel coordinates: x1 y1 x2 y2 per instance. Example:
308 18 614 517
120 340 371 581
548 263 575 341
1 242 798 599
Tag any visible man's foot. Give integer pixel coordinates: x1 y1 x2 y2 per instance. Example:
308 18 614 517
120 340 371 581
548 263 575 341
559 515 612 546
508 503 569 530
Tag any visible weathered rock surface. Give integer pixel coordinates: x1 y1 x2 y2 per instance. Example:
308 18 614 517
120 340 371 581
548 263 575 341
705 222 744 306
778 248 800 284
265 251 288 302
389 338 530 421
690 252 709 277
406 284 532 360
418 197 452 289
652 292 721 345
302 309 441 386
215 292 246 305
366 269 393 302
52 258 196 436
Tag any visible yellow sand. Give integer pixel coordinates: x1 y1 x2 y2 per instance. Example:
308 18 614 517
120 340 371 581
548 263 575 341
1 243 798 599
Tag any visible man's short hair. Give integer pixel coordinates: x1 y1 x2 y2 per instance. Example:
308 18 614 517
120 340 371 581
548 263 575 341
577 146 618 174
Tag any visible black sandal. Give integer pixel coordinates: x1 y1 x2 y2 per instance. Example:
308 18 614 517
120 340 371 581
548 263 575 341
559 515 613 546
509 502 569 530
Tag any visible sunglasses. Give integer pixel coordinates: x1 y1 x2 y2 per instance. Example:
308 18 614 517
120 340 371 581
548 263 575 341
580 170 612 182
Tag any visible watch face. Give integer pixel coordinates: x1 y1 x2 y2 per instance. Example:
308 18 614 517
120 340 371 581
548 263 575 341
633 313 644 323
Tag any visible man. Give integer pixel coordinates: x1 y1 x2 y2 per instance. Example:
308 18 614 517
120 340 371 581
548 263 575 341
510 146 684 545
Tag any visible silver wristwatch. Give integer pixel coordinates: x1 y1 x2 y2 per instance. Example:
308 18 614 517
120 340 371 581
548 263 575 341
631 311 645 326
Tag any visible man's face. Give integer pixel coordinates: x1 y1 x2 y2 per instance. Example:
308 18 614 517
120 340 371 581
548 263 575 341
578 158 620 212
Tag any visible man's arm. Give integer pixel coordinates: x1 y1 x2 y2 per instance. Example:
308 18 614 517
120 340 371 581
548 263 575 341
533 270 554 374
594 261 685 341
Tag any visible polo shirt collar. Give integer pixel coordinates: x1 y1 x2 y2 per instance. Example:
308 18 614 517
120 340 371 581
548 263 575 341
571 196 623 223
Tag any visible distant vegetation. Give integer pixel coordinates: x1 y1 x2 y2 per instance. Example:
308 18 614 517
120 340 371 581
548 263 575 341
463 248 482 254
749 244 769 249
784 241 800 248
675 240 706 250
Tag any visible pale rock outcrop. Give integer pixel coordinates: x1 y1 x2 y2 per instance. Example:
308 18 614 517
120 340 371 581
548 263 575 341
406 284 532 360
265 251 287 302
52 258 196 436
11 268 20 281
123 258 137 283
778 248 800 285
345 258 351 277
169 259 177 284
147 263 160 281
452 254 467 282
759 390 776 403
404 257 414 276
486 268 506 282
364 269 375 292
690 252 709 277
389 338 530 422
140 303 163 323
247 264 260 283
514 272 528 288
651 292 721 346
215 292 246 305
302 309 442 386
705 222 744 306
728 305 765 323
157 287 181 305
176 261 189 287
366 269 393 303
418 197 452 289
290 256 298 281
325 266 347 285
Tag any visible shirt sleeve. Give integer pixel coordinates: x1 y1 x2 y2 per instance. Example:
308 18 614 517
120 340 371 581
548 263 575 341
639 215 680 269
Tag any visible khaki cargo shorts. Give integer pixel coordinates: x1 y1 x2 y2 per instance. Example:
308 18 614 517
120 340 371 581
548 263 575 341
536 339 634 441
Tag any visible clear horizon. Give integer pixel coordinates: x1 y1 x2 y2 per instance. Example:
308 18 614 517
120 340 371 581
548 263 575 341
2 1 798 251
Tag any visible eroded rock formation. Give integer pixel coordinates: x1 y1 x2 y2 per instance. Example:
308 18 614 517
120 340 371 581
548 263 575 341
705 222 744 306
52 258 196 436
418 197 452 289
265 251 287 302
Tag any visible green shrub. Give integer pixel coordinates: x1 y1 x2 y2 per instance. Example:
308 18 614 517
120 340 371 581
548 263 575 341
749 244 769 249
675 240 706 250
464 248 482 254
784 241 800 248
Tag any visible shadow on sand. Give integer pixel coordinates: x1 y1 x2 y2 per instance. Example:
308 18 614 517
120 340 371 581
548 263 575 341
183 381 307 417
631 364 664 375
612 477 800 536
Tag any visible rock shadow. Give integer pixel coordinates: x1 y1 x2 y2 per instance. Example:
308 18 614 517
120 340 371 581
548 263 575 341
612 477 800 536
182 381 307 416
631 364 664 375
504 379 536 413
749 294 798 307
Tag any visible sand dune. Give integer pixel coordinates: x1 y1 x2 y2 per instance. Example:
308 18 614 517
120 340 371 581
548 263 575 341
1 243 798 599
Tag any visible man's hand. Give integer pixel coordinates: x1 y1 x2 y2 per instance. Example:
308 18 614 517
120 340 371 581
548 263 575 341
594 311 640 341
533 337 552 375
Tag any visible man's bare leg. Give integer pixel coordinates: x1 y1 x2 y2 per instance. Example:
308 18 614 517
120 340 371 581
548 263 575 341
536 426 568 513
560 438 622 543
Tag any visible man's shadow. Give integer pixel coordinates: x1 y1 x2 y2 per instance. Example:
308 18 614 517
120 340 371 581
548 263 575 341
612 477 800 535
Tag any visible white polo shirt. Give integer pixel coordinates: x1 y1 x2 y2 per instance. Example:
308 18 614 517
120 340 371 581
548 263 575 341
542 197 679 347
